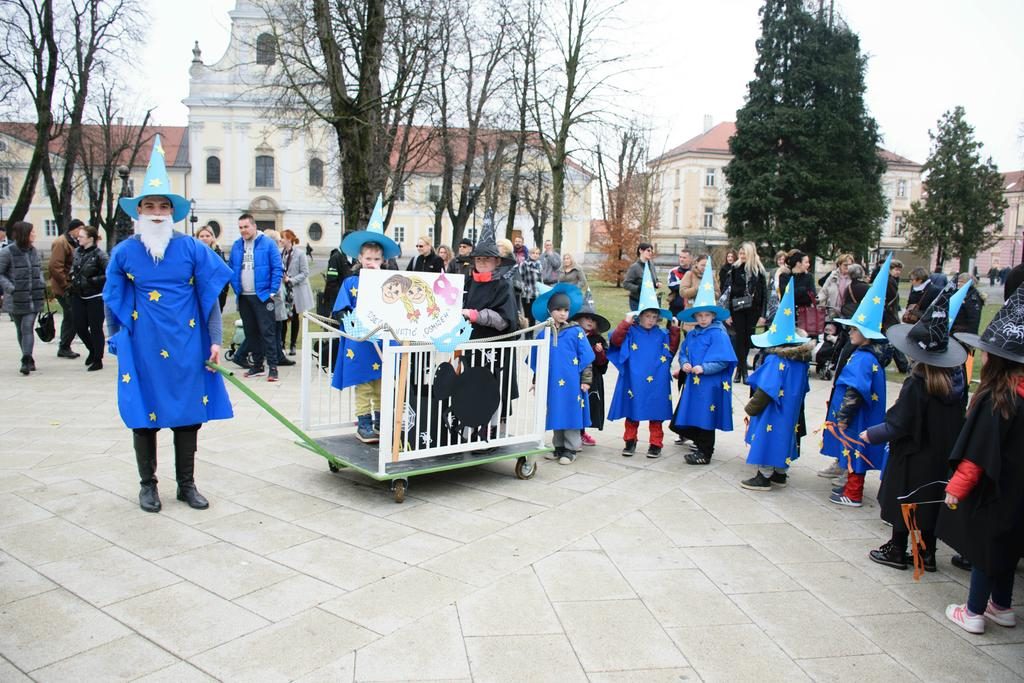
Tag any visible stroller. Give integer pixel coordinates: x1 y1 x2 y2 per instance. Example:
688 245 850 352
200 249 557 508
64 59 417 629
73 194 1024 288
813 321 844 380
223 319 248 364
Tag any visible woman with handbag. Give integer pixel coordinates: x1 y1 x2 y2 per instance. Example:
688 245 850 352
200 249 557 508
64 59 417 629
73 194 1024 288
0 222 46 375
779 250 823 339
70 225 109 371
725 242 767 384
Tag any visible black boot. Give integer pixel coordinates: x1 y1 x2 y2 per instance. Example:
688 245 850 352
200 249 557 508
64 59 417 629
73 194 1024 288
174 428 209 509
19 355 30 375
134 430 161 513
27 356 36 371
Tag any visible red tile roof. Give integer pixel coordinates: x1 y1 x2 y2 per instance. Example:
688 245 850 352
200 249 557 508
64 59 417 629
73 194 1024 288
1003 170 1024 193
0 122 189 168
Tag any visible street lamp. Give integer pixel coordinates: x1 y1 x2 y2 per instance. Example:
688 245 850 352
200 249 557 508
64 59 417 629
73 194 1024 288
189 198 198 236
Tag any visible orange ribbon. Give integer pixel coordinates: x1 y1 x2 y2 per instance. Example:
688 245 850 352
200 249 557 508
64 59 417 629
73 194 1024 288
823 420 874 471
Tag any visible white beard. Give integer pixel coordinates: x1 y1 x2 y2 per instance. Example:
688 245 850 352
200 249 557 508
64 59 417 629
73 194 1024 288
136 215 174 262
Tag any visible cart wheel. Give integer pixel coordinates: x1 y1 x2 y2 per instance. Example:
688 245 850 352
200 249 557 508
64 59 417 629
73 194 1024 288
515 456 536 480
392 479 407 504
328 461 340 473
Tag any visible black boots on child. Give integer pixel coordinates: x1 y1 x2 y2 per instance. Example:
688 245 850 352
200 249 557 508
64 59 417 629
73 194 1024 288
133 428 209 513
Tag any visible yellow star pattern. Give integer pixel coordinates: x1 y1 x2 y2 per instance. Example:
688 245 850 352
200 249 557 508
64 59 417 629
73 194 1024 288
785 457 793 465
155 142 165 156
795 424 800 433
778 361 786 370
189 276 194 285
871 392 879 402
872 364 879 372
709 404 716 412
131 310 138 321
785 335 794 342
857 314 866 323
783 308 792 316
659 355 667 363
627 389 634 398
722 381 731 391
646 375 654 383
148 290 161 301
572 358 579 365
842 446 851 457
558 379 566 387
189 319 196 328
350 287 358 297
663 343 670 351
778 389 785 397
202 395 209 405
703 283 712 291
148 178 163 188
692 375 701 385
149 412 157 422
770 324 778 333
766 424 773 432
121 373 131 383
578 331 585 339
126 273 134 281
346 349 355 359
372 362 380 370
160 349 169 359
872 296 881 305
631 343 638 351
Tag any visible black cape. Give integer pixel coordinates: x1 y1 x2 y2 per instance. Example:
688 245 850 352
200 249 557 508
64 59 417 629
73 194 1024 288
463 275 520 417
585 330 609 430
876 374 965 530
937 391 1024 575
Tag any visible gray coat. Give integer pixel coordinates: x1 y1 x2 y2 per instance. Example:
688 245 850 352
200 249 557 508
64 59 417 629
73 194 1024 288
0 244 46 315
540 250 561 285
623 258 659 310
282 248 314 314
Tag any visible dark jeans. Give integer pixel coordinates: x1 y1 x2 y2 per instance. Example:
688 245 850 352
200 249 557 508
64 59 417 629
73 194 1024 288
281 312 300 350
968 566 1015 614
237 294 278 369
12 312 35 358
730 307 758 376
72 296 105 363
677 426 716 457
56 293 76 351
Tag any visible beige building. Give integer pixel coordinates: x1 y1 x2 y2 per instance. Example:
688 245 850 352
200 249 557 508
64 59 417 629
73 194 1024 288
647 120 924 260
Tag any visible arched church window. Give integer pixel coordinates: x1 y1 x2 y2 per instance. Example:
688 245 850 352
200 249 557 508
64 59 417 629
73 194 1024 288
256 33 276 66
255 155 274 188
309 158 324 187
206 155 220 184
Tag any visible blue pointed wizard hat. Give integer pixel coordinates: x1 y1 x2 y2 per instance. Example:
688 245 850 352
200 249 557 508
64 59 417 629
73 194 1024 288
947 279 973 332
118 134 191 223
632 262 673 320
751 280 810 348
678 260 729 322
533 282 583 324
833 252 891 340
341 194 401 260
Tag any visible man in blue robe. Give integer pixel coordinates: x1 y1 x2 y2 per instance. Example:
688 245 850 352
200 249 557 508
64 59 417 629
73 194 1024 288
104 136 233 513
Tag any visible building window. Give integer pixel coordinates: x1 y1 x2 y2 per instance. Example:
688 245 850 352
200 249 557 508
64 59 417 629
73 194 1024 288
705 168 716 187
208 220 221 238
0 175 10 199
672 200 680 228
308 222 323 242
896 179 907 198
309 158 323 187
703 206 714 229
206 156 220 184
395 183 405 201
894 212 908 236
0 140 7 152
44 219 59 237
255 155 274 187
428 184 441 202
256 33 276 66
674 169 680 189
392 225 405 244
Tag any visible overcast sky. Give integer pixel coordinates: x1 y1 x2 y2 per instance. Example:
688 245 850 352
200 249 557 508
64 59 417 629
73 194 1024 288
139 0 1024 171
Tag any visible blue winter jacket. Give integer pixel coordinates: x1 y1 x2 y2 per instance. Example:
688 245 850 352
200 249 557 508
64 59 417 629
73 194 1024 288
229 233 283 302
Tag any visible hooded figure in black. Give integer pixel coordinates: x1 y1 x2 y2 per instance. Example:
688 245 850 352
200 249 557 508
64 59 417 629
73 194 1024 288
461 209 520 425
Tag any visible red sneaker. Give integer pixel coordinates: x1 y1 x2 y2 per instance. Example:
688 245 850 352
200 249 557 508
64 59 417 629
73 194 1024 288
580 432 597 447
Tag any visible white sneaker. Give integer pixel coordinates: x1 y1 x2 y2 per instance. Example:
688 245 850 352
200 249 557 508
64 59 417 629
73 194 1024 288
946 604 985 634
818 462 845 478
985 601 1017 628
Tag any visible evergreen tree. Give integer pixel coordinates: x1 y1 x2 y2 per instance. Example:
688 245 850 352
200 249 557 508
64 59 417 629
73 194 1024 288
725 0 886 260
906 107 1008 272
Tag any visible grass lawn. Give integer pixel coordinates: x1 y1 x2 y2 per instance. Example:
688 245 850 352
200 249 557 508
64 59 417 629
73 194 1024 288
589 279 632 326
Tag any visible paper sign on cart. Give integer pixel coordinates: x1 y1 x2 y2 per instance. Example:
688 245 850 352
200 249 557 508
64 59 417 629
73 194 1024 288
354 269 466 342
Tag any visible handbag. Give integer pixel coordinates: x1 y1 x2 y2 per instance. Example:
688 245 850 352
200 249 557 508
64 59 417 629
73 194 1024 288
35 299 55 342
797 291 825 336
730 274 753 311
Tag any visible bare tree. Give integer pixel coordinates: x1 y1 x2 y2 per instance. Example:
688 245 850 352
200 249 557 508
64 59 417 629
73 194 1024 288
502 0 542 239
520 164 550 248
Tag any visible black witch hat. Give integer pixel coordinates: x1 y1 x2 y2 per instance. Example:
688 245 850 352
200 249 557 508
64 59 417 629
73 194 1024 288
571 302 611 333
955 286 1024 364
469 208 515 266
887 285 966 368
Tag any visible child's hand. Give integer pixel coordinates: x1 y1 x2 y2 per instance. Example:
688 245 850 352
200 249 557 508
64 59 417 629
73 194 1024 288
672 368 680 378
625 313 637 324
594 343 603 352
944 493 959 508
692 365 704 375
682 362 692 373
858 430 868 442
581 383 590 392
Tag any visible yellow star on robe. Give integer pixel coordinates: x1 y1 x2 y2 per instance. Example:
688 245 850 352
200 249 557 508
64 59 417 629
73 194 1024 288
202 395 209 405
189 319 196 328
631 343 638 351
872 364 879 372
709 404 716 412
558 379 566 387
692 375 701 385
572 358 579 365
778 389 785 397
148 290 161 301
189 276 194 285
627 389 634 398
843 446 851 457
722 381 731 391
372 362 380 370
872 296 881 305
346 349 355 360
871 392 879 402
131 310 138 320
149 412 157 422
778 361 786 370
350 286 358 297
646 375 654 383
160 349 169 359
659 355 667 363
126 273 134 281
766 424 773 432
578 331 585 339
121 373 131 383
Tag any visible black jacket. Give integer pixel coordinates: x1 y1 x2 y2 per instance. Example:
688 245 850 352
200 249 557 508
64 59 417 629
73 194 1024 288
778 271 816 307
407 251 444 273
70 245 109 298
725 264 767 317
0 243 45 315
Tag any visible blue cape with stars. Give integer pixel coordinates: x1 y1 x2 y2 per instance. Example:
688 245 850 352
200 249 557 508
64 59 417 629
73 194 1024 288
331 274 386 391
744 351 811 468
104 233 233 429
530 322 595 430
607 325 674 422
821 346 888 474
672 322 737 431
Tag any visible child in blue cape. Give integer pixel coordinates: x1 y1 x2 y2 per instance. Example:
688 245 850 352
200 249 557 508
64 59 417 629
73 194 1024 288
607 309 681 457
531 285 595 464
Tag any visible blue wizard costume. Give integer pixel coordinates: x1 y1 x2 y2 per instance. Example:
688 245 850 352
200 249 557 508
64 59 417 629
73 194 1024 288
530 283 596 461
740 280 814 490
103 135 233 512
671 263 737 464
331 194 401 442
822 253 892 507
607 263 681 457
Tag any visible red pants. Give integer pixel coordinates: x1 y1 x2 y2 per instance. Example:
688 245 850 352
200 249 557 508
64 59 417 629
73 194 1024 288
624 419 664 447
843 473 865 501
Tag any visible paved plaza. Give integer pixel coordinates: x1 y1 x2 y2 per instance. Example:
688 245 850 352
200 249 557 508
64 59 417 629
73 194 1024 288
1 321 1022 682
